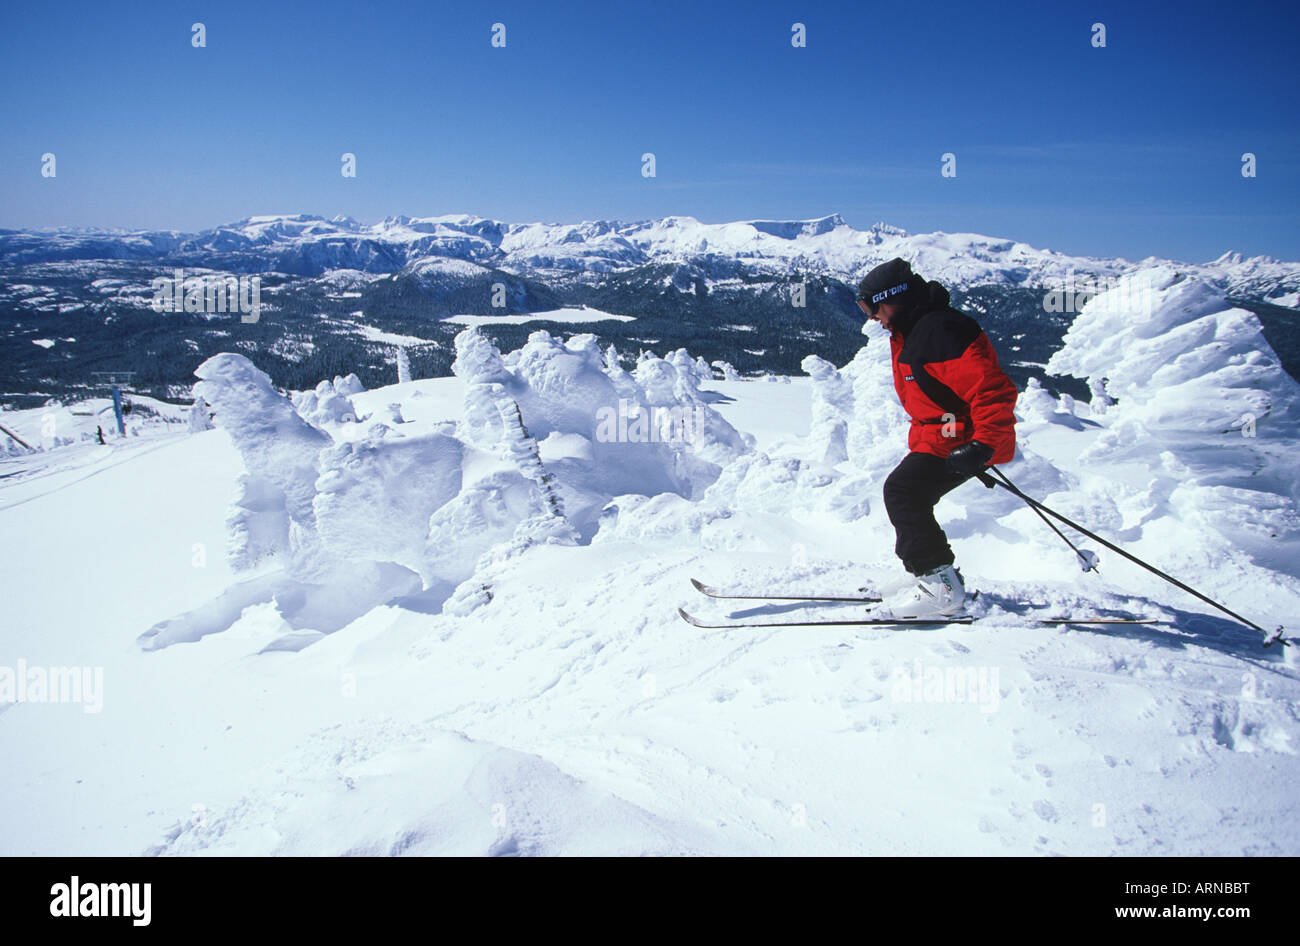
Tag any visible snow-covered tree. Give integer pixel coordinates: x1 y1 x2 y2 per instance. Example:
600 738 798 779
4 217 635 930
1087 377 1115 416
333 373 365 396
802 354 850 464
193 353 331 577
712 360 740 382
188 396 213 433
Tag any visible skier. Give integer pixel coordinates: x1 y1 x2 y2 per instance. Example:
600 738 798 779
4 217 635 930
856 258 1019 618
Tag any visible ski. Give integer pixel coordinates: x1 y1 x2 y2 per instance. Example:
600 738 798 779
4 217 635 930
690 577 882 604
677 607 972 628
1036 617 1159 625
677 608 1159 630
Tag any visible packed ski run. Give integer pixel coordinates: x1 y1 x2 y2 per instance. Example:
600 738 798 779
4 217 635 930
1 266 1298 856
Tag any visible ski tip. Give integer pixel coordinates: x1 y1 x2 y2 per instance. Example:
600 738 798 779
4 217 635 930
689 578 709 594
677 607 704 626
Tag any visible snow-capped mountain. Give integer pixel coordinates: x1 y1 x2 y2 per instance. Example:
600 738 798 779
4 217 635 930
4 212 1299 297
3 214 1298 412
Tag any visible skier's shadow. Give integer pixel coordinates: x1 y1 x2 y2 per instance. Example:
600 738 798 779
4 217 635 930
975 591 1290 663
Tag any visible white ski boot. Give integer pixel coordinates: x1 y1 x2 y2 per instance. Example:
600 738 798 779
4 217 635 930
877 565 967 619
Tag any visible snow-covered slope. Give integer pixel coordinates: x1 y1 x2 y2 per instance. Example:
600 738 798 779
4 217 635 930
1 269 1297 856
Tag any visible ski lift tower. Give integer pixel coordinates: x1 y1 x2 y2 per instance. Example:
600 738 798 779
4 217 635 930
92 371 136 437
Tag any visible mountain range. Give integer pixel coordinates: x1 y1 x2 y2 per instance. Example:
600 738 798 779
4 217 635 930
3 213 1297 408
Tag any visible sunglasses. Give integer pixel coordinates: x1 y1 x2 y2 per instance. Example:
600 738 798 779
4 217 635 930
857 280 909 317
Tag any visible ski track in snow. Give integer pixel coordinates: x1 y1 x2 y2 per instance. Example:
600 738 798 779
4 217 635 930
0 436 186 511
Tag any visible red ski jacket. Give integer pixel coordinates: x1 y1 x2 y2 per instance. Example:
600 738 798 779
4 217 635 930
887 285 1018 464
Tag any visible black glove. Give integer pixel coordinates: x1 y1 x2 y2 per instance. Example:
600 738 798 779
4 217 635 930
945 440 994 477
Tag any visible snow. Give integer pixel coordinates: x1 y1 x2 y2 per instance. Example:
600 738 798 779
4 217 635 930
344 323 434 347
444 306 635 327
404 257 491 279
1 268 1298 856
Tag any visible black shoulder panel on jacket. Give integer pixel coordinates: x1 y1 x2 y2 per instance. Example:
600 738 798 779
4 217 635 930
902 308 982 366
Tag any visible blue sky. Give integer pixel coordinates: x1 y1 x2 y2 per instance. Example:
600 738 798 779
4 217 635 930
2 0 1297 261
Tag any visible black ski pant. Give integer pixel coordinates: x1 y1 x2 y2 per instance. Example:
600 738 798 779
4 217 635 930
883 451 971 576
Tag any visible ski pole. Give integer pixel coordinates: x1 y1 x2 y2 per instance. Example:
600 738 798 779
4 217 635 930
975 467 1287 648
987 466 1098 573
0 421 33 452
